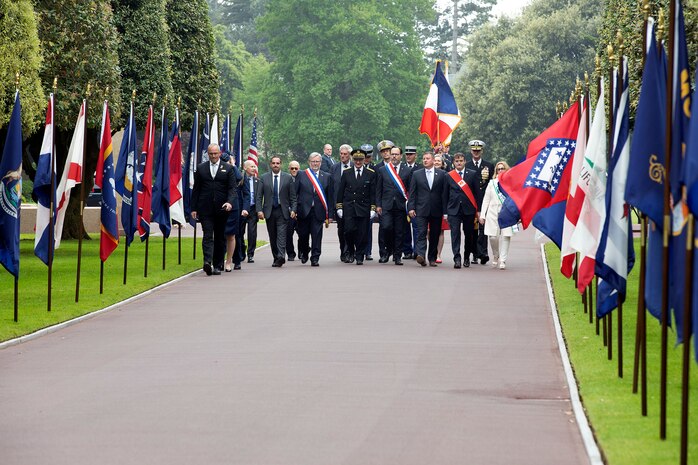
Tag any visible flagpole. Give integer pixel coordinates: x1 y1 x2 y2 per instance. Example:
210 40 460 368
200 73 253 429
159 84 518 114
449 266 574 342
75 84 90 303
592 56 602 332
680 216 693 465
162 95 167 271
616 33 625 377
193 99 201 261
48 78 57 312
660 2 675 440
582 70 592 325
14 72 20 323
144 94 156 279
124 90 136 285
177 97 182 266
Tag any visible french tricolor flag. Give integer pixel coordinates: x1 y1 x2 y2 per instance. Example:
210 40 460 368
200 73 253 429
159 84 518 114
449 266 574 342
419 61 461 147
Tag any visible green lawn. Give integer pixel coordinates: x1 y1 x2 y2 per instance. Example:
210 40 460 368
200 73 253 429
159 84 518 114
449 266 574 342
0 234 203 342
545 243 698 465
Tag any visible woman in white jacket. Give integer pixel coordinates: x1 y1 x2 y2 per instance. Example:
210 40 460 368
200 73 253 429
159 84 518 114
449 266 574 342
479 161 515 269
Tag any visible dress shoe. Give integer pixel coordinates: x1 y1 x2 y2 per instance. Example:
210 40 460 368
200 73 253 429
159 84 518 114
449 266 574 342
365 255 373 261
203 263 213 276
234 264 241 270
300 254 308 264
429 261 437 267
394 258 403 265
346 254 355 264
416 255 426 266
288 254 296 261
225 265 232 272
472 257 478 265
379 255 389 263
212 268 222 275
464 258 470 268
272 260 279 267
454 258 461 269
248 257 255 264
356 258 364 265
480 256 489 265
403 253 414 260
311 260 319 267
278 257 285 267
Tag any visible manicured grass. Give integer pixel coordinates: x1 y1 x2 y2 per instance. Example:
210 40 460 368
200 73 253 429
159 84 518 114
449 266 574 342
545 242 698 465
0 234 203 342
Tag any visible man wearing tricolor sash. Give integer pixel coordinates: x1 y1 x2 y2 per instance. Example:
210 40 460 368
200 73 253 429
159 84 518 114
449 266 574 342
295 152 334 266
376 145 412 265
443 152 481 268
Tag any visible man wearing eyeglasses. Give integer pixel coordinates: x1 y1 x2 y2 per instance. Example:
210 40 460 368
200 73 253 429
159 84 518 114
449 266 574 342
465 139 494 265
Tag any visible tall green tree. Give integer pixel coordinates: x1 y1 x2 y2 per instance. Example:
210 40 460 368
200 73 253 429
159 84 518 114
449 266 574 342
207 0 269 57
166 0 219 128
453 0 601 165
112 0 174 127
213 23 251 114
257 0 433 157
0 0 44 136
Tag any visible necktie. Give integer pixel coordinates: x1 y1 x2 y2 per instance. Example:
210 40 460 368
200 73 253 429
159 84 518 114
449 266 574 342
211 163 218 178
356 169 361 179
426 170 433 189
249 178 255 206
476 161 480 169
273 174 279 207
344 164 349 170
458 171 463 178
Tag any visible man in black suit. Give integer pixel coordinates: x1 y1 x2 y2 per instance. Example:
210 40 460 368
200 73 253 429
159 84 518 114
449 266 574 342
401 146 421 259
336 148 377 265
330 144 353 262
407 152 445 267
240 160 259 263
465 139 494 265
256 156 297 267
320 144 335 173
191 143 237 275
376 145 411 265
443 152 481 269
295 152 333 266
373 140 393 260
286 160 301 261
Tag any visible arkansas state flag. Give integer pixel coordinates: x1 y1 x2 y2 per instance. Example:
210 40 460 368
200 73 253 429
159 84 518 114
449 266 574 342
419 61 461 147
498 102 581 229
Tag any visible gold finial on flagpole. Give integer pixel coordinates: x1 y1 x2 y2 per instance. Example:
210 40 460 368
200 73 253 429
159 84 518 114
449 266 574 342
15 72 20 91
642 0 650 21
53 77 58 92
105 85 109 98
241 104 245 114
177 96 181 110
163 94 168 107
608 43 615 67
584 71 589 89
198 98 201 110
617 30 624 57
152 92 157 106
86 83 91 99
132 89 137 102
657 9 665 41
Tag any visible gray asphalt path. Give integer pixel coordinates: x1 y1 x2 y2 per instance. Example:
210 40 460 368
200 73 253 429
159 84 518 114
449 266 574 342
0 226 589 465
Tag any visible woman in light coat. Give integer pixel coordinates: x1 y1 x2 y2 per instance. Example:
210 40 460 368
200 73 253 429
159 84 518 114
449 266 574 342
479 161 515 269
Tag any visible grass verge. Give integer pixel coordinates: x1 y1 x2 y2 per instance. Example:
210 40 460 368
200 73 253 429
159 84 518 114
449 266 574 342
545 242 698 465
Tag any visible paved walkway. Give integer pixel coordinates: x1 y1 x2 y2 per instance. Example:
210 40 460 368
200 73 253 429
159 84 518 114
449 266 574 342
0 226 590 465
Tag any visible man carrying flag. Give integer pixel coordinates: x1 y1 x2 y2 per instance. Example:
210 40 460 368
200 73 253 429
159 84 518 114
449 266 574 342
33 94 56 265
0 91 23 278
95 100 119 262
115 100 139 245
419 61 461 149
137 105 155 240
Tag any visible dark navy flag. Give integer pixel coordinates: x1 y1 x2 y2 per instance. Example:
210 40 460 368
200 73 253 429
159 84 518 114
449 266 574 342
183 110 198 227
115 101 139 245
200 113 210 163
232 113 243 168
0 91 23 277
95 101 119 261
220 114 230 155
151 107 171 238
33 94 55 265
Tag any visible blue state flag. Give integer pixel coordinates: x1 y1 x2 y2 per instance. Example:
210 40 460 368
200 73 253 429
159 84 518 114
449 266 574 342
151 108 171 238
0 92 23 277
220 113 230 155
183 110 198 227
115 101 139 246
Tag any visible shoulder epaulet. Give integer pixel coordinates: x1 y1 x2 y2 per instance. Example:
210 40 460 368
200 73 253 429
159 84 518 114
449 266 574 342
366 167 375 173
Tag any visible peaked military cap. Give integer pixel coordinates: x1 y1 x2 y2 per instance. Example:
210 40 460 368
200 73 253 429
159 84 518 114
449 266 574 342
377 140 395 151
351 148 365 159
469 140 485 150
360 144 374 155
404 146 417 154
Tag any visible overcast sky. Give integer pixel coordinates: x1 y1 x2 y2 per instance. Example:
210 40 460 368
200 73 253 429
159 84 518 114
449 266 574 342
436 0 532 19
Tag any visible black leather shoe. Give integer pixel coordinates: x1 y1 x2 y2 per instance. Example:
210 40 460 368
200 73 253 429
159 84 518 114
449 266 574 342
278 257 285 267
288 255 296 261
203 263 213 276
480 256 489 265
212 268 222 275
365 255 373 261
472 258 479 265
394 258 403 265
300 254 308 264
429 261 437 267
454 258 461 269
416 255 426 267
356 258 364 265
247 257 254 263
379 255 389 263
311 260 319 267
464 258 470 268
346 254 355 263
234 264 241 270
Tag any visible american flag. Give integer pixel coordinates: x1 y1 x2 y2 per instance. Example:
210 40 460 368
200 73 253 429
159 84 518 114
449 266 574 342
248 115 258 166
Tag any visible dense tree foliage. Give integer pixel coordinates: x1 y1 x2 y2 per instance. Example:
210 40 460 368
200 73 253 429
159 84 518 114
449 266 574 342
213 24 251 114
0 0 44 135
452 0 601 164
207 0 269 57
257 0 433 157
166 0 219 128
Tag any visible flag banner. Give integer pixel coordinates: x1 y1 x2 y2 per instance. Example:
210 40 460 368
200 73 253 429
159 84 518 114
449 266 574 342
115 101 139 245
645 223 664 321
569 80 607 293
183 110 198 227
626 17 667 225
498 102 580 229
596 60 635 317
169 109 185 225
560 100 589 276
232 113 243 167
95 101 119 261
248 115 259 166
419 61 461 147
220 113 230 155
137 106 155 240
151 107 171 238
55 100 86 247
0 91 23 277
33 94 56 265
200 113 210 163
210 113 219 147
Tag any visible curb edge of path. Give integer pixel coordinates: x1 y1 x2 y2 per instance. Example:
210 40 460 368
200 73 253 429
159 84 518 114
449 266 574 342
541 243 604 465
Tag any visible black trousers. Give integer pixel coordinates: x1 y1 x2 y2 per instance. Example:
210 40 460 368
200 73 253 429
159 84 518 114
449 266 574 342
379 209 406 261
402 218 417 254
266 206 288 260
414 215 441 262
200 211 229 269
242 205 258 257
448 213 476 261
474 223 489 260
286 217 297 258
337 217 348 258
297 215 324 261
344 214 369 259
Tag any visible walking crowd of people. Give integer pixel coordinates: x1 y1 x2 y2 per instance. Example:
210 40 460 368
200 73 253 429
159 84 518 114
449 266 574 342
191 139 518 275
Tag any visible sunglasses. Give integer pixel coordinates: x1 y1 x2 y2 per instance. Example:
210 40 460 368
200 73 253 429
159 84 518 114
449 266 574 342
290 167 299 171
496 167 506 171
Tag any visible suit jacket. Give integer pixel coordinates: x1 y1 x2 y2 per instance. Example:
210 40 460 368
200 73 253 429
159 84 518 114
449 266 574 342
256 171 297 219
295 169 334 221
191 161 236 215
376 163 412 211
336 166 376 218
405 162 423 172
320 154 336 173
442 168 482 216
241 174 260 212
407 167 445 217
331 161 353 199
466 158 495 203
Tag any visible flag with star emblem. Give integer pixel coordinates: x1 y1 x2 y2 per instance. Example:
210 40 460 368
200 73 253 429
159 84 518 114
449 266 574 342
498 102 580 229
95 101 119 261
137 106 156 240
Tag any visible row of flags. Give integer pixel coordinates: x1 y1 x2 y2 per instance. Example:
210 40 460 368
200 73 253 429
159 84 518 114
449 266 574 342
0 92 260 278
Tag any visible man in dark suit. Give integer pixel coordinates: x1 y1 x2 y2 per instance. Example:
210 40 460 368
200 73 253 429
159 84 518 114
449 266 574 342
285 160 301 261
443 152 481 269
240 160 260 263
336 148 377 265
320 144 335 173
373 140 393 260
191 143 237 275
330 144 353 262
256 156 297 267
295 152 333 266
376 145 411 265
401 146 421 259
407 152 445 267
465 139 494 265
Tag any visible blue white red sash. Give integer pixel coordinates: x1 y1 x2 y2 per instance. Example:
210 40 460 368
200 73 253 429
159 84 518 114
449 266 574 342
305 169 329 222
387 163 408 201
